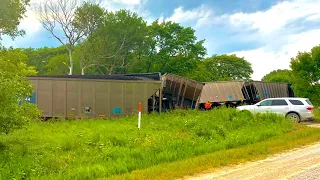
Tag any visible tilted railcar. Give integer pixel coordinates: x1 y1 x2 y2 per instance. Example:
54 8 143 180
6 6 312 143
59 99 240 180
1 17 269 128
161 75 295 109
162 74 204 109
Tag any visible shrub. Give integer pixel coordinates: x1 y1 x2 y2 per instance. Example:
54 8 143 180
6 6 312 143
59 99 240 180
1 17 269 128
0 48 39 134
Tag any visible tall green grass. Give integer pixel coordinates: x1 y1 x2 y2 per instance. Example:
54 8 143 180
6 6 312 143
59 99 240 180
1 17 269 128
110 126 320 180
314 108 320 122
0 108 294 180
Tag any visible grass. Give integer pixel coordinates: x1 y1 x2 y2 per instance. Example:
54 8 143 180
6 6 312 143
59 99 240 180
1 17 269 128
314 108 320 122
109 125 320 180
0 107 315 180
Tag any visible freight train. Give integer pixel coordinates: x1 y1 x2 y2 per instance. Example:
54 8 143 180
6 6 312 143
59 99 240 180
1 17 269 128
26 73 295 118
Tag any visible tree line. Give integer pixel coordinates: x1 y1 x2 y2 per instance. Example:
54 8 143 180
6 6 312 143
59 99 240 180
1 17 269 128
19 1 252 82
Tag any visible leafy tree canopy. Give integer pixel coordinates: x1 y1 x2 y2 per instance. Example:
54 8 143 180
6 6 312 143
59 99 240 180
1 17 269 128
261 69 293 83
128 20 207 78
204 54 253 81
290 45 320 106
0 0 29 39
76 9 147 75
21 46 69 75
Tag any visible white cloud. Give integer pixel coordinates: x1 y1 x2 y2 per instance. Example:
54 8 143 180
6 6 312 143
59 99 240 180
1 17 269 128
231 29 320 80
225 0 320 80
165 5 215 27
164 0 320 31
134 1 320 81
101 0 148 13
19 9 42 35
229 0 320 33
1 4 42 47
109 0 141 5
306 14 320 21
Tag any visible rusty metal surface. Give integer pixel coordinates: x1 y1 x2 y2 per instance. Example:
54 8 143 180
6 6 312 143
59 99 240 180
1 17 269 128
199 81 245 103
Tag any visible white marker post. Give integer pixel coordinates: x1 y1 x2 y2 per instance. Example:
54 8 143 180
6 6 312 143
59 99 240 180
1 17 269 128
138 102 142 130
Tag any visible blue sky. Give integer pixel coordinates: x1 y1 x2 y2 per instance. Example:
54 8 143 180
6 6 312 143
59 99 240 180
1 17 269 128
3 0 320 80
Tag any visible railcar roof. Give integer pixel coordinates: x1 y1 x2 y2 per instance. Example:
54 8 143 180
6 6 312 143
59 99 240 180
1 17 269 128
28 73 162 81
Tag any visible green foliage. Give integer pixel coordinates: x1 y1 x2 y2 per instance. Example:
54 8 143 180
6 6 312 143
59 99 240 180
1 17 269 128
314 108 320 122
73 2 106 75
262 69 293 83
0 108 293 179
73 2 105 37
204 54 253 81
185 61 212 82
0 48 40 134
74 8 207 77
21 46 70 75
0 0 29 39
45 54 71 75
112 126 320 180
135 20 206 77
290 45 320 106
76 9 147 75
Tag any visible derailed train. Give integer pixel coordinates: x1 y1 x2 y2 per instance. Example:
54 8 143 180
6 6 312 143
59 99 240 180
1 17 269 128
159 74 295 111
26 73 295 118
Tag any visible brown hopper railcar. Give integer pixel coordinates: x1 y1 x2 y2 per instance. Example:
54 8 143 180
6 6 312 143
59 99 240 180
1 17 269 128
27 73 162 119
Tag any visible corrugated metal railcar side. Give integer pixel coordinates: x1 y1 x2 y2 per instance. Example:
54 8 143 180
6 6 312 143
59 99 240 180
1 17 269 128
162 74 204 108
28 77 161 118
244 81 289 102
199 81 246 103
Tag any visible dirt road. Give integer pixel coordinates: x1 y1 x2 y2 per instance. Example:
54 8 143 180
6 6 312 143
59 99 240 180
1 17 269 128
303 121 320 128
186 123 320 180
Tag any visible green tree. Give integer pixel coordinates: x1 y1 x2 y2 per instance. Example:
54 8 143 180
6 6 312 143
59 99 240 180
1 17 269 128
22 46 69 75
290 45 320 106
76 9 148 75
45 54 73 75
0 0 29 39
0 48 40 134
262 69 293 83
73 2 105 39
185 61 212 82
128 20 206 78
204 54 253 81
72 2 105 74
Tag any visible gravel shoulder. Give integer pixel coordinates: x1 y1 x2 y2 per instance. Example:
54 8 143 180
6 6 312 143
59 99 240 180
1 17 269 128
184 124 320 180
302 121 320 128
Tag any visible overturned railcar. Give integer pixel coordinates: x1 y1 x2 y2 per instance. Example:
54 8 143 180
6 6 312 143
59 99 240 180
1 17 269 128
27 73 162 118
162 74 205 109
